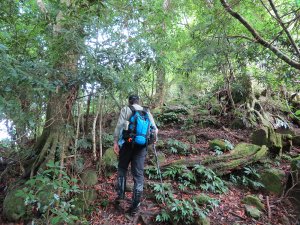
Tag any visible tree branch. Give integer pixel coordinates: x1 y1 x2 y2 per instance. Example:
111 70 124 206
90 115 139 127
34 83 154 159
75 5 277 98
267 0 300 56
220 0 300 70
36 0 48 14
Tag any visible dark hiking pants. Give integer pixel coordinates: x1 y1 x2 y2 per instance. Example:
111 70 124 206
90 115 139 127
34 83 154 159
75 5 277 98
118 142 147 192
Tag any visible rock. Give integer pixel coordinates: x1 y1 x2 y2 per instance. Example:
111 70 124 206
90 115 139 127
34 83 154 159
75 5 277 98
268 128 283 155
194 194 214 206
230 118 246 129
102 147 118 171
245 205 261 219
81 169 98 186
251 127 268 146
241 195 264 211
251 126 283 155
261 168 285 194
3 189 27 221
187 135 197 144
208 139 227 151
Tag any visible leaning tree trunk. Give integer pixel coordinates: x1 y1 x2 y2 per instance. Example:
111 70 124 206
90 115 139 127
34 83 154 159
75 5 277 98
158 143 268 176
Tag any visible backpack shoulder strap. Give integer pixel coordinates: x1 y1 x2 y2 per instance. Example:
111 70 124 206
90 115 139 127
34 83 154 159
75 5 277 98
128 105 136 114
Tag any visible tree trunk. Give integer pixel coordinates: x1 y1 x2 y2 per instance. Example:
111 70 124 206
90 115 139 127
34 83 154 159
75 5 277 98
158 143 268 176
154 65 166 107
24 0 80 177
27 86 77 177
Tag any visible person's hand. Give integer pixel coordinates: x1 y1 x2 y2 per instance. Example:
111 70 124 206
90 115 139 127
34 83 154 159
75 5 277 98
154 129 159 144
113 142 120 156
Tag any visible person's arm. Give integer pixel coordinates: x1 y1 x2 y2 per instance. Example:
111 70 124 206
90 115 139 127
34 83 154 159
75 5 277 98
148 112 158 134
113 107 128 155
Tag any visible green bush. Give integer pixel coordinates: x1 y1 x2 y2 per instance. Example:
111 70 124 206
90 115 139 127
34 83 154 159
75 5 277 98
167 138 190 155
230 166 264 190
16 161 82 225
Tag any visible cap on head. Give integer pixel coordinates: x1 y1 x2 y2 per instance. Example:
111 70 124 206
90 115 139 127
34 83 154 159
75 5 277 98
128 94 139 105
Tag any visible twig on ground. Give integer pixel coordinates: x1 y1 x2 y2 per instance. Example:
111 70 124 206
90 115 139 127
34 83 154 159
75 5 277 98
229 211 246 220
266 196 271 219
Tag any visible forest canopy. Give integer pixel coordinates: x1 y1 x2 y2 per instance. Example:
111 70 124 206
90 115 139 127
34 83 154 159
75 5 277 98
0 0 300 224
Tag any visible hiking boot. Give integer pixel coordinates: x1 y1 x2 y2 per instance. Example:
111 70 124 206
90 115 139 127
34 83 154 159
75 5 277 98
127 202 140 216
127 189 142 216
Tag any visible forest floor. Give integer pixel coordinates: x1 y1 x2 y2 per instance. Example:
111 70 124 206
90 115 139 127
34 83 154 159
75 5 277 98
0 126 299 225
87 126 299 225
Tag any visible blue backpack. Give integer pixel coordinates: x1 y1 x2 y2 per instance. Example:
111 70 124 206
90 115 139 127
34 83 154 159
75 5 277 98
124 105 152 146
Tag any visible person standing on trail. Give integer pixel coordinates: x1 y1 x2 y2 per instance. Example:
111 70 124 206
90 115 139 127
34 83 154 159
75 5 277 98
113 94 158 215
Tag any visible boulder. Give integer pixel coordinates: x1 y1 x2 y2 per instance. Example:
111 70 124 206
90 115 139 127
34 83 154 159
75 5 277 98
209 139 227 151
251 126 283 155
102 147 118 171
251 127 268 146
230 118 246 129
261 168 285 195
241 195 264 211
81 169 98 186
244 205 261 219
3 189 27 221
194 194 214 206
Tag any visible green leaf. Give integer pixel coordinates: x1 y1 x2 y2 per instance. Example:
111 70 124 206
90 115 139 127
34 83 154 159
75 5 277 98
51 216 61 225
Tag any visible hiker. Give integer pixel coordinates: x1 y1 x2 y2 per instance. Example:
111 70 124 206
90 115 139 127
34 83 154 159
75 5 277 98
113 94 158 215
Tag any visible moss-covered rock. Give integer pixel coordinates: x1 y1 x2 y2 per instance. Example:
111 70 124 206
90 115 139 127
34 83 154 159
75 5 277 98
251 127 268 146
81 169 98 186
102 147 118 171
3 189 27 221
268 128 283 155
245 205 261 219
194 194 214 206
261 168 285 194
241 195 264 211
208 139 227 151
251 126 283 155
230 118 246 129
